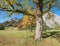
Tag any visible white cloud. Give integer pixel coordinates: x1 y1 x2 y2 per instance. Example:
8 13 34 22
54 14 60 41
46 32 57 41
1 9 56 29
43 12 60 28
54 16 60 25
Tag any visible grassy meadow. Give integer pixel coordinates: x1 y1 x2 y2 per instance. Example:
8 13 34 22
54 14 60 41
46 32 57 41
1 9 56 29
0 27 60 46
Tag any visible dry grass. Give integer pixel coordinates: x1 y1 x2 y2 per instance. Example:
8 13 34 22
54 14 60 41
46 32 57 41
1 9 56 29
0 27 60 46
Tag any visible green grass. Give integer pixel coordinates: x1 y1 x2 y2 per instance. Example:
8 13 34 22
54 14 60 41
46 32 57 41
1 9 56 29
0 27 60 46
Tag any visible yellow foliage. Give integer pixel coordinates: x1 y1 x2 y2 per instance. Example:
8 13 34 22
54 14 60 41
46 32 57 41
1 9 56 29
0 2 2 6
0 2 4 8
22 15 36 28
5 0 16 5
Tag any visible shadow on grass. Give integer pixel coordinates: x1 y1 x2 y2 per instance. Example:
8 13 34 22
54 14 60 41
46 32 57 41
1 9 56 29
29 31 60 38
42 31 60 42
42 31 57 38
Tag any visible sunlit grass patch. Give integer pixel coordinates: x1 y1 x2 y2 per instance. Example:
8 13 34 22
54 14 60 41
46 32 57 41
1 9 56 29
0 27 60 46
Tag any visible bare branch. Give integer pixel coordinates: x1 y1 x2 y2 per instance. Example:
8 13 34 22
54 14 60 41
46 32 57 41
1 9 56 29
5 0 15 9
43 0 55 14
0 8 36 16
44 1 50 6
16 3 23 10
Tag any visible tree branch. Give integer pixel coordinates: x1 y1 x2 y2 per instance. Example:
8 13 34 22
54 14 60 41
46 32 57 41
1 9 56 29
16 3 23 10
43 0 55 14
0 8 36 16
5 0 14 9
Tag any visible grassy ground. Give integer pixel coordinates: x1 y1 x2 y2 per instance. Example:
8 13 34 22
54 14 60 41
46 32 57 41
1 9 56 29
0 27 60 46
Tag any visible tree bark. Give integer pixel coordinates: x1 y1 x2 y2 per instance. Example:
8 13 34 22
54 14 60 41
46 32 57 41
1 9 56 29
35 16 42 41
35 0 43 41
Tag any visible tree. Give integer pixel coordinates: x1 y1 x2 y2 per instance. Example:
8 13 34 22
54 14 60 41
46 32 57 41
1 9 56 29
0 24 5 30
22 15 36 31
0 0 59 41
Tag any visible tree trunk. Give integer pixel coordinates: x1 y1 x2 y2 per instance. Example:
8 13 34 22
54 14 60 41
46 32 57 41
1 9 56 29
35 16 42 41
35 0 43 41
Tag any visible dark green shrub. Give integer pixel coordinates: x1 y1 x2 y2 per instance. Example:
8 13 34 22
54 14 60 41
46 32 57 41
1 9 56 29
0 25 5 30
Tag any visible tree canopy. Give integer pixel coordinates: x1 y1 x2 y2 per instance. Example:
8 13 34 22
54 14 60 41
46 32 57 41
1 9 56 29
0 0 60 17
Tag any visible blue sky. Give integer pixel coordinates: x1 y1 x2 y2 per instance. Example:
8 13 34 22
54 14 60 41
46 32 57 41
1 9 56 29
0 0 60 23
0 7 60 23
51 7 60 16
0 11 23 23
